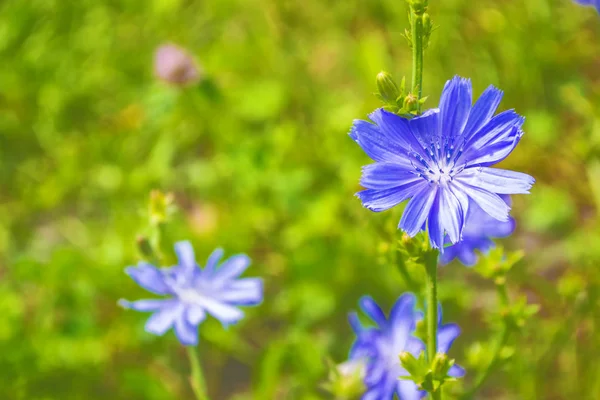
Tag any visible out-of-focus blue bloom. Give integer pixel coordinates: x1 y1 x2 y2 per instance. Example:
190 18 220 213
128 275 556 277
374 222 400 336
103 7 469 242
350 76 534 251
119 241 263 346
348 294 464 400
574 0 600 13
440 196 515 267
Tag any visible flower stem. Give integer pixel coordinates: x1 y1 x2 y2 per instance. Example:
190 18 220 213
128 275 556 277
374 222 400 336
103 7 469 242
186 346 209 400
410 5 425 112
424 252 441 400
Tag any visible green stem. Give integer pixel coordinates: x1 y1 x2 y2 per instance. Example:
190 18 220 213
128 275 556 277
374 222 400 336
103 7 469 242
424 252 440 399
394 238 419 295
410 7 424 112
186 346 209 400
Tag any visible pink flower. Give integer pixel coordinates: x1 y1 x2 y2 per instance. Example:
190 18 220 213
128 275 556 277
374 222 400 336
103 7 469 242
154 44 201 86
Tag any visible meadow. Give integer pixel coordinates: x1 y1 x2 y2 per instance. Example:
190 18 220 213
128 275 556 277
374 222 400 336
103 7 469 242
1 0 599 399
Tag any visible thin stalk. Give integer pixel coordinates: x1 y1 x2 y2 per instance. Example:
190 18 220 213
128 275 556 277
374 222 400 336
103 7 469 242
186 346 209 400
410 7 424 112
424 252 440 400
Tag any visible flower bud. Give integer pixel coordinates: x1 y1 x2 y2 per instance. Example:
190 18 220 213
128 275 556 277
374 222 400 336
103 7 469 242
154 43 201 86
136 236 155 259
376 71 401 105
399 351 420 376
323 359 366 400
408 0 428 14
403 93 419 113
149 190 175 225
431 352 451 378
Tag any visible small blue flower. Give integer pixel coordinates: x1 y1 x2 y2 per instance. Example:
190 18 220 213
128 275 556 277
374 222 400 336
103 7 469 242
119 241 263 346
350 76 534 251
574 0 600 13
348 294 464 400
440 196 515 267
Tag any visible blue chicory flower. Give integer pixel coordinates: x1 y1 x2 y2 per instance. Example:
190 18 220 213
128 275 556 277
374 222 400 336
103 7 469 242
440 196 515 267
574 0 600 13
119 241 263 346
350 76 534 251
348 294 464 400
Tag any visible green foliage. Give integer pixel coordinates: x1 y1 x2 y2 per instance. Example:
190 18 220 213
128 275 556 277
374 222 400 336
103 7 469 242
0 0 599 399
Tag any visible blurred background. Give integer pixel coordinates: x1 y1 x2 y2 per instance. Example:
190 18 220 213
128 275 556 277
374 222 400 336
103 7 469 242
1 0 599 398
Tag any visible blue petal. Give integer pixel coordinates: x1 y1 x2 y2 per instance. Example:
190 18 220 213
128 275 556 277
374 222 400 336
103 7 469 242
350 119 414 164
195 297 245 326
389 294 417 347
428 191 445 249
218 278 263 305
186 305 207 325
359 296 388 328
202 247 224 276
459 167 534 195
457 242 480 266
485 217 516 238
174 241 196 274
175 310 199 345
466 110 524 152
212 254 251 284
405 336 425 356
449 364 466 378
399 185 438 237
438 76 472 141
368 109 428 158
360 162 421 190
145 302 184 335
362 389 383 400
119 298 172 312
463 85 503 141
439 244 460 265
441 187 464 244
438 323 461 353
396 379 423 400
409 108 439 144
465 130 522 167
357 181 428 212
454 182 510 222
125 262 171 295
348 312 363 334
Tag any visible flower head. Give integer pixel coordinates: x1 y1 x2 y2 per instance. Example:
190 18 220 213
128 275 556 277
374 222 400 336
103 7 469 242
348 294 464 400
119 241 263 346
350 76 534 251
440 196 515 266
574 0 600 13
154 43 201 86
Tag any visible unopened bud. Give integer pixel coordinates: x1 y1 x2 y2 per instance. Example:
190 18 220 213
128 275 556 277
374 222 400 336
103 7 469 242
408 0 428 14
399 351 420 376
136 236 155 259
376 71 401 104
403 93 419 113
431 353 451 378
149 190 175 225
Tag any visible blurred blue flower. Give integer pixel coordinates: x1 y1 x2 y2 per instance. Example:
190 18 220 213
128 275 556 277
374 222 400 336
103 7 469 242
350 76 534 251
348 294 464 400
440 196 515 266
119 241 263 346
574 0 600 13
